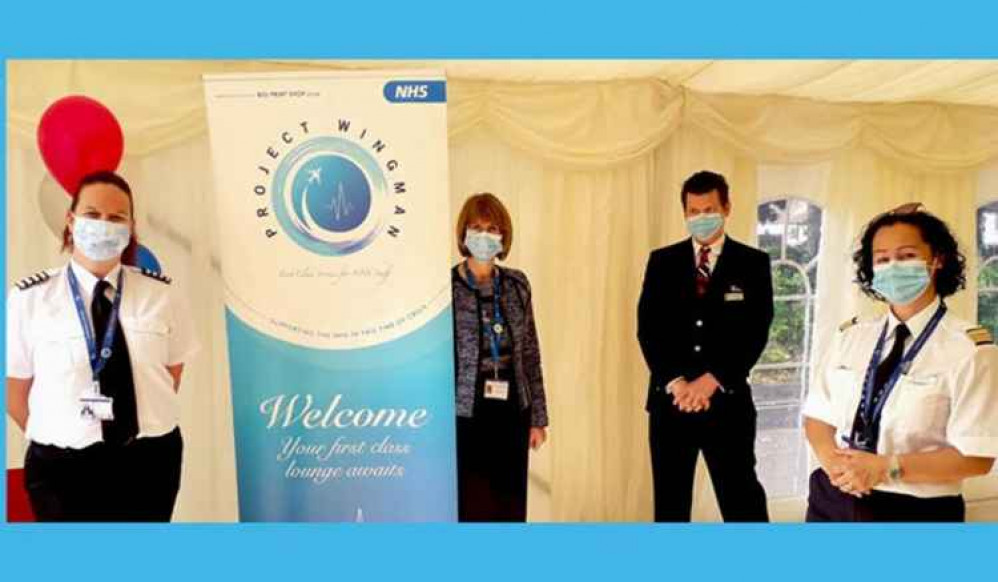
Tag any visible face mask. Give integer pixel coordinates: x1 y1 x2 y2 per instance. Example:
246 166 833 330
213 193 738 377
72 215 131 262
871 259 931 306
464 229 503 262
686 213 724 242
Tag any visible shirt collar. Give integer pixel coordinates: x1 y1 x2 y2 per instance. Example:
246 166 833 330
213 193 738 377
693 233 726 257
69 258 123 296
886 295 942 340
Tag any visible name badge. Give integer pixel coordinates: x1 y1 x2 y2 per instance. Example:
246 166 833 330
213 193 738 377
724 291 744 302
80 395 114 422
484 379 510 401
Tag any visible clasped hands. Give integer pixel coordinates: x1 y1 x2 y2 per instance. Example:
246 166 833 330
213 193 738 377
670 373 721 413
822 448 889 497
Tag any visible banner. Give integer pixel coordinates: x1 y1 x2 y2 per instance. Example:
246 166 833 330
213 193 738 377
203 71 455 521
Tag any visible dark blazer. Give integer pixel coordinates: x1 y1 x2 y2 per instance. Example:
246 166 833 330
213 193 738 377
637 236 774 411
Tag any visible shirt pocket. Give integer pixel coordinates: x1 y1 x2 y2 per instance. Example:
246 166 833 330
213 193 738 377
33 317 88 374
120 316 170 366
888 374 950 437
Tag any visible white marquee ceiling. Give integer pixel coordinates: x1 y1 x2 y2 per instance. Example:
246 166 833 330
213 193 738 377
274 60 998 106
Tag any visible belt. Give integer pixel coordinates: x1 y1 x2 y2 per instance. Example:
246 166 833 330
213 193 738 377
31 427 179 452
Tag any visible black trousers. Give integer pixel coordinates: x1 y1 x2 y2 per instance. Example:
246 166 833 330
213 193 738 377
24 427 183 522
805 469 965 522
457 407 531 523
649 390 769 522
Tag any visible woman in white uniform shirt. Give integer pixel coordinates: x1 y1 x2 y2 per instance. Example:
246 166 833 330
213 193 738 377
803 204 998 522
6 170 198 522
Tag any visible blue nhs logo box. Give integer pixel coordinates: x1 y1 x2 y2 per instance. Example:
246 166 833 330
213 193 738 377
384 81 447 103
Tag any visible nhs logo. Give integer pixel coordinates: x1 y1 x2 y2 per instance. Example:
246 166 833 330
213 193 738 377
395 85 428 100
384 81 447 103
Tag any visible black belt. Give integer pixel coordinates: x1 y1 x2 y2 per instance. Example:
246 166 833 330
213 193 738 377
30 427 180 453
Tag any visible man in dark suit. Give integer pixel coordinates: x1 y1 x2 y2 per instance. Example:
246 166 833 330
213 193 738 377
638 170 774 522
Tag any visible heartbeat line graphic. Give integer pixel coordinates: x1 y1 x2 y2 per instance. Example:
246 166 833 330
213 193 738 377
327 182 353 220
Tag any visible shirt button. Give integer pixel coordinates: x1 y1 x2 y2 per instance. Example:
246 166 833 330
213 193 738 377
696 320 703 327
694 345 701 352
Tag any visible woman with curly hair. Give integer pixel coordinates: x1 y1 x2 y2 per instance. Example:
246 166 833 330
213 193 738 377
803 203 998 522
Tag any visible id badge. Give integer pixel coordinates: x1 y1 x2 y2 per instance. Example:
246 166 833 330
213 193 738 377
80 391 114 422
484 379 510 401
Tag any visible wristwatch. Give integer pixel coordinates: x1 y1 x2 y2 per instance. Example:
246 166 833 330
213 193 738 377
887 454 904 484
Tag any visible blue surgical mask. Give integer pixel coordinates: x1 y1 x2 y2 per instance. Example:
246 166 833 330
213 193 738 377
72 216 131 262
464 229 503 262
686 213 724 242
871 259 931 306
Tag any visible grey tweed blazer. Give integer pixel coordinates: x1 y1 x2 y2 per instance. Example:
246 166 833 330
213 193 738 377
452 264 549 427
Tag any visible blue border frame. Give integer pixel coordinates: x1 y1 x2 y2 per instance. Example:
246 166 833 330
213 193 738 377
2 1 998 58
0 523 989 579
4 1 998 579
1 40 7 526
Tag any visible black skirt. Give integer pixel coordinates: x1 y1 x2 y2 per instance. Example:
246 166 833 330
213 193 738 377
457 379 531 522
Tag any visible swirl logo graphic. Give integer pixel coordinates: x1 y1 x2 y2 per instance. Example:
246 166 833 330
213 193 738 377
272 136 388 256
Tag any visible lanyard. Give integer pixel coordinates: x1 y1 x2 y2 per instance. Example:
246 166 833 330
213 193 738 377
851 302 946 450
465 263 506 378
67 266 124 382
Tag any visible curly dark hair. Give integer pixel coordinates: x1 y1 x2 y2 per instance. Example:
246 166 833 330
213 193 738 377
853 208 967 300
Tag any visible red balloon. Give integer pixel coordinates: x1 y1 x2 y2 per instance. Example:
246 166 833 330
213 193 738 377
37 95 124 196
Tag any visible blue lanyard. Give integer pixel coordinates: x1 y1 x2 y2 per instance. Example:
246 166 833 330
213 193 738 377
465 263 506 377
67 266 124 382
852 302 947 448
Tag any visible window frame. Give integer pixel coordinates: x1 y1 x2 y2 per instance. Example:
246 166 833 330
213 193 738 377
971 201 998 512
752 196 825 501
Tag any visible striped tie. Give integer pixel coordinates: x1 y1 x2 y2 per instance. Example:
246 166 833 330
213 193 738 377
696 245 711 297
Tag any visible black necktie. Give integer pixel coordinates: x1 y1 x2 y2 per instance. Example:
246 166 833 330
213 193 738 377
873 323 911 404
851 323 910 450
91 279 139 444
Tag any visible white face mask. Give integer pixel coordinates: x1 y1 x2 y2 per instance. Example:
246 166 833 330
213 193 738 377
465 229 503 262
872 259 932 306
686 212 724 242
71 215 131 262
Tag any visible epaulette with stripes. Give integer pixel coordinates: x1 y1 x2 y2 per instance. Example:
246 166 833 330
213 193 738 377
838 316 859 333
14 270 53 291
138 268 172 285
966 326 994 346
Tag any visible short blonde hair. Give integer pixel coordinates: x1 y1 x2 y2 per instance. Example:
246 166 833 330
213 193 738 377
455 193 513 260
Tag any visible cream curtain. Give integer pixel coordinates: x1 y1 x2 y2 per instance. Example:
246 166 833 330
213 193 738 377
12 61 998 168
7 60 998 521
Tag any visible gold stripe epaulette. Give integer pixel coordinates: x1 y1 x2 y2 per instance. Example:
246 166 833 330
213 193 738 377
139 268 172 285
14 270 52 291
966 326 994 346
838 316 859 333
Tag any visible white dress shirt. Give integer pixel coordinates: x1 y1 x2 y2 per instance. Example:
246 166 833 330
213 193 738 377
6 260 200 448
803 296 998 498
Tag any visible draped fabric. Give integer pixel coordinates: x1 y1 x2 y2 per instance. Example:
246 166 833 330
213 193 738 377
7 60 998 521
11 61 998 168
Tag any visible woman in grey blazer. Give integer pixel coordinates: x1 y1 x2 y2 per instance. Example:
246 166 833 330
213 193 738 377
452 193 549 522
